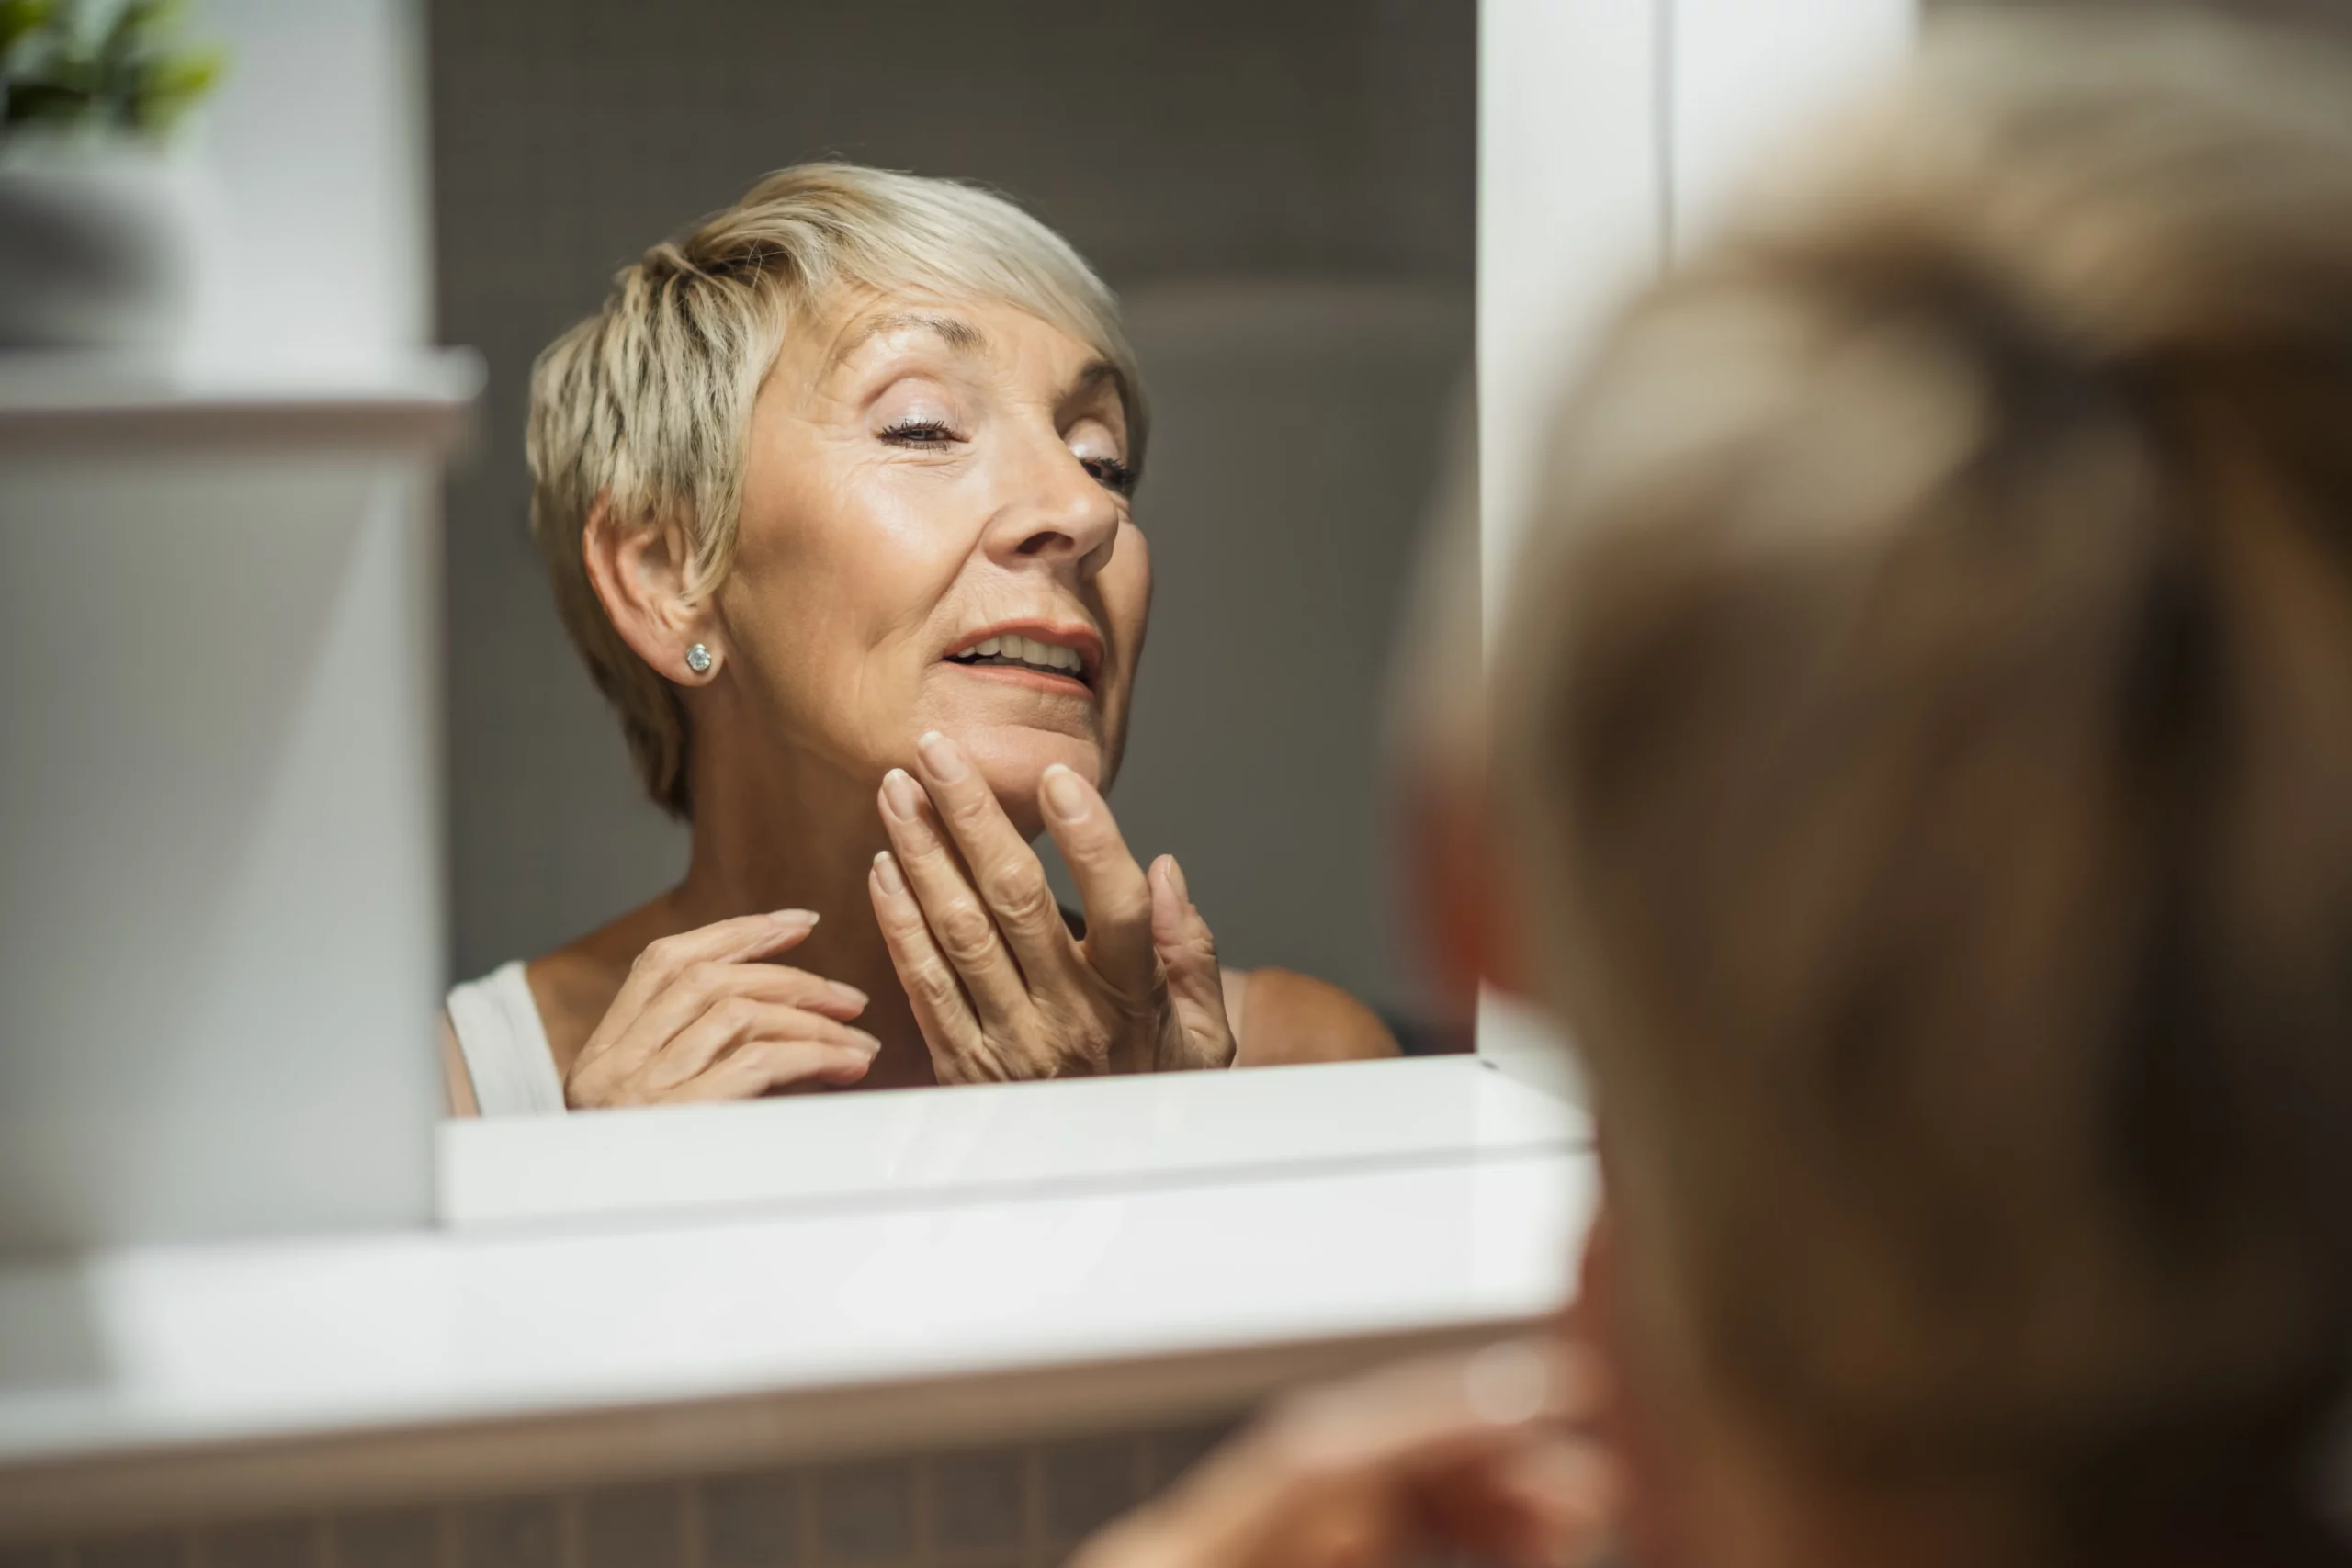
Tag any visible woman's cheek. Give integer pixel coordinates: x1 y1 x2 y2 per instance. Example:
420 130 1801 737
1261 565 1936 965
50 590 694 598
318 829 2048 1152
1106 522 1152 659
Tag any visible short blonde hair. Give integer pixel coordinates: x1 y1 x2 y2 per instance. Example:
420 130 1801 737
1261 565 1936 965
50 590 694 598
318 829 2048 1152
1500 11 2352 1541
527 163 1148 817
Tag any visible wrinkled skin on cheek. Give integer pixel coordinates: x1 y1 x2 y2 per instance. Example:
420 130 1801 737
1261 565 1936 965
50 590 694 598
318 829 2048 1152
708 296 1148 840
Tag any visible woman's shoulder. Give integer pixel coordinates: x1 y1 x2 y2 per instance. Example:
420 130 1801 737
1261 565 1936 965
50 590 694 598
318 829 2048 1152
443 958 567 1117
444 908 655 1117
1230 966 1400 1066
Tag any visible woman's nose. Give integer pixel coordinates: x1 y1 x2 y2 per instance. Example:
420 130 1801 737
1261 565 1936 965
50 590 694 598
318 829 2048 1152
986 439 1122 577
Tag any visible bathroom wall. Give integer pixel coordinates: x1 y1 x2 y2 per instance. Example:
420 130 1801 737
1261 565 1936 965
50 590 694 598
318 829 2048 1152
427 0 1475 1021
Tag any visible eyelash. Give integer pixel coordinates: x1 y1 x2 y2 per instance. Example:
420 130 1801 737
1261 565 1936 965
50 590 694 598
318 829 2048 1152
880 418 1136 497
880 417 961 446
1084 456 1137 497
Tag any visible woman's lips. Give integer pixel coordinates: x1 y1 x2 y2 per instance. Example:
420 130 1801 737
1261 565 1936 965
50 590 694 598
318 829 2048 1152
944 661 1092 698
942 621 1104 680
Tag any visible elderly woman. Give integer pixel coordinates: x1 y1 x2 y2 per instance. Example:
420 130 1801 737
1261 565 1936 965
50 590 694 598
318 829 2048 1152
443 165 1396 1114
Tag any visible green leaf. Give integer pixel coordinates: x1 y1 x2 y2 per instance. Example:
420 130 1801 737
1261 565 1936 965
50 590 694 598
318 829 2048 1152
123 43 218 135
2 0 223 141
0 0 59 56
98 0 169 70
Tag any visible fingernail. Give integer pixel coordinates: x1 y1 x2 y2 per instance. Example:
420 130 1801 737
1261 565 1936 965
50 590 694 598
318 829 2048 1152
1463 1339 1553 1426
916 729 967 783
1164 856 1191 905
1041 764 1090 823
881 769 922 822
828 980 869 1010
771 908 819 927
872 850 907 895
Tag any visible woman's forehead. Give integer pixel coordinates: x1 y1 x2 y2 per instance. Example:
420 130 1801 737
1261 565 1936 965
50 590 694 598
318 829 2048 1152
809 288 1106 381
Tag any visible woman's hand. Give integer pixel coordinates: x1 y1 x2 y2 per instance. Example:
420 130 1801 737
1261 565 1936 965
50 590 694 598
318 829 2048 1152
565 911 882 1108
1071 1339 1621 1568
867 729 1237 1082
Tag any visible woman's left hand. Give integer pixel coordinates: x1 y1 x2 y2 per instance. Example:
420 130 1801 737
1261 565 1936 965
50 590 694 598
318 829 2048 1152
867 729 1238 1082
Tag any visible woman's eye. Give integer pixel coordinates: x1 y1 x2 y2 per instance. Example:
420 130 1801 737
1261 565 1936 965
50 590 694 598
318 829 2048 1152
1081 455 1136 495
880 417 962 446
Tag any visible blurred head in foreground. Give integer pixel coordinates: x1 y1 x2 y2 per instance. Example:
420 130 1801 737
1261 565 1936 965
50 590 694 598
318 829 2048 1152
1495 12 2352 1566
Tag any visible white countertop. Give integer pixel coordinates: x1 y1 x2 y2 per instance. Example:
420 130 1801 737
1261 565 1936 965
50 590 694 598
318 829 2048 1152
0 1058 1594 1534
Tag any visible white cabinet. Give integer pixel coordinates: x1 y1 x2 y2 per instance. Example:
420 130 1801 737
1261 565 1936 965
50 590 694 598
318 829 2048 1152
0 357 477 1253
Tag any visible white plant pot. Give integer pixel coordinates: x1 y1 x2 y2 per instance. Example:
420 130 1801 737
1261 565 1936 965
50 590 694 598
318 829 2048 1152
0 140 199 352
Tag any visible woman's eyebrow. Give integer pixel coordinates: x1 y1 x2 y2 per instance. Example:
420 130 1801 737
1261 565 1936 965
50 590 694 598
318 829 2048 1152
829 310 989 371
1061 359 1118 407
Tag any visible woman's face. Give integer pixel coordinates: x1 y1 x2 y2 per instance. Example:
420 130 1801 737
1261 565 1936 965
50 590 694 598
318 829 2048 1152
716 290 1148 836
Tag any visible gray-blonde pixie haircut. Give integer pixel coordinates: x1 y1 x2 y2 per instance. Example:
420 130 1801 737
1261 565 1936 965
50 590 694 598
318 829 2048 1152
527 163 1148 818
1498 9 2352 1546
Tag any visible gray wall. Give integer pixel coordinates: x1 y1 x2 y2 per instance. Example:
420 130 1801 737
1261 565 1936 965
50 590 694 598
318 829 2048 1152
428 0 1474 1017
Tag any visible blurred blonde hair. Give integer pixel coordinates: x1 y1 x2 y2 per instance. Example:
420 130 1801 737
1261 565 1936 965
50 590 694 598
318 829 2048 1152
1498 9 2352 1539
527 163 1147 817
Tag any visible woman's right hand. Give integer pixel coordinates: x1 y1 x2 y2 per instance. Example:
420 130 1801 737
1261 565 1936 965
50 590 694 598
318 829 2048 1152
565 910 881 1109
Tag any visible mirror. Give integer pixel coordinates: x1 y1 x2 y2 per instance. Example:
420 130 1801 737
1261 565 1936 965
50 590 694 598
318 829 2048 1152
434 0 1477 1118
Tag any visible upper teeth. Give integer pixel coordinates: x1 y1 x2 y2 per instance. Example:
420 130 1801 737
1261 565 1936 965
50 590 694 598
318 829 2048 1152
968 635 1081 673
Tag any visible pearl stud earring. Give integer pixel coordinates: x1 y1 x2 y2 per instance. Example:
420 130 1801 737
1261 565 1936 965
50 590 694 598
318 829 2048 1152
684 643 713 675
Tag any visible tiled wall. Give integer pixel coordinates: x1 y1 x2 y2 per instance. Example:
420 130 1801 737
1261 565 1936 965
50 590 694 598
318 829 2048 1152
0 1420 1246 1568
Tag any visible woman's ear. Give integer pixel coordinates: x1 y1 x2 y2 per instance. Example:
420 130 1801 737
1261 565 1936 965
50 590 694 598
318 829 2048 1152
582 497 718 683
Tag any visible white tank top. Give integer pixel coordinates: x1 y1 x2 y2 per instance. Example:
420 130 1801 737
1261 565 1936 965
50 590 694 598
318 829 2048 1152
444 961 568 1116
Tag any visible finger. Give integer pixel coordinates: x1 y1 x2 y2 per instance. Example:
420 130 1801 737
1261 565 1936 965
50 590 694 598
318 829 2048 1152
1422 1438 1621 1567
1271 1340 1602 1482
680 1038 879 1100
1037 764 1156 999
586 909 820 1058
641 997 881 1091
870 851 992 1079
1117 1342 1602 1568
878 764 1030 1025
1152 855 1232 1054
910 730 1081 982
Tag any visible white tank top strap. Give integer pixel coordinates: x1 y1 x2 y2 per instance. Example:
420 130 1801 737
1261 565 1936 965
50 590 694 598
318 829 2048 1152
444 960 569 1117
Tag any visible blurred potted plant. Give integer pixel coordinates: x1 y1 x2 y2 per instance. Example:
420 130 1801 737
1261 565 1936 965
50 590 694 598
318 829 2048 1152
0 0 223 351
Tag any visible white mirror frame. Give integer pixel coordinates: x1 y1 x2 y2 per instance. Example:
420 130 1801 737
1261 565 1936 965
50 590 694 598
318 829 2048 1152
444 0 1923 1232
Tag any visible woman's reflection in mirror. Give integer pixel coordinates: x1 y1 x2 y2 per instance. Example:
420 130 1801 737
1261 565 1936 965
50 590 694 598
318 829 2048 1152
443 166 1397 1114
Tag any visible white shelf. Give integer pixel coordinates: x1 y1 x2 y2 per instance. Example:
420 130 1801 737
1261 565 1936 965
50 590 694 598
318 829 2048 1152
0 1142 1593 1534
0 350 481 454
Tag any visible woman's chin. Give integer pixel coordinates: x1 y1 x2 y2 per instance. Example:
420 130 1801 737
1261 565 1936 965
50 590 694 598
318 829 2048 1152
957 728 1102 832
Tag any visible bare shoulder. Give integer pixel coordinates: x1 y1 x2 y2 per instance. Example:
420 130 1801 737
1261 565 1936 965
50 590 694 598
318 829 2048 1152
525 904 669 1075
1231 966 1400 1067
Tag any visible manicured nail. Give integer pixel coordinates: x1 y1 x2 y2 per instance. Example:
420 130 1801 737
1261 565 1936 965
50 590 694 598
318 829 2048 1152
872 850 907 895
770 908 819 927
1040 764 1090 824
828 980 869 1010
916 729 967 783
881 769 922 822
1164 856 1191 905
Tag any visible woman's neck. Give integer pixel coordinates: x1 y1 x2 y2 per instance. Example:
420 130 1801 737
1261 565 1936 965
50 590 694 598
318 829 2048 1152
659 735 935 1087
